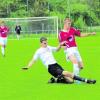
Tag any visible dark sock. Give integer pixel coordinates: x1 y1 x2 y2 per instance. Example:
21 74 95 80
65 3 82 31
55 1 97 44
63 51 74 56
73 75 86 82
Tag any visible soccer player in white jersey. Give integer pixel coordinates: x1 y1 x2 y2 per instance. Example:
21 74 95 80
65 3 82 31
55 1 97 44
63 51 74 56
59 18 96 77
0 21 9 56
22 37 96 84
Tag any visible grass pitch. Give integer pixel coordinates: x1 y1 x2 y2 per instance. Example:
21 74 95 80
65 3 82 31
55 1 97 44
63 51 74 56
0 34 100 100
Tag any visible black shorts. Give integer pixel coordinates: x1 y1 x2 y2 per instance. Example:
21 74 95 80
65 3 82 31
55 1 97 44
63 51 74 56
16 31 20 35
48 63 64 78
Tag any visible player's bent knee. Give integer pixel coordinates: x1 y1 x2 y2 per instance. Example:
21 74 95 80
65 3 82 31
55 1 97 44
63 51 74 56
62 71 72 77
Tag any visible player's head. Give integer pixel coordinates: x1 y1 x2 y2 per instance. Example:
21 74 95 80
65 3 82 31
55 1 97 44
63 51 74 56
40 37 47 47
64 18 72 28
0 20 5 26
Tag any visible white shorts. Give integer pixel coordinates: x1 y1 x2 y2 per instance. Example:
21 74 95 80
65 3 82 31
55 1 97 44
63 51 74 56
0 37 7 45
64 47 82 62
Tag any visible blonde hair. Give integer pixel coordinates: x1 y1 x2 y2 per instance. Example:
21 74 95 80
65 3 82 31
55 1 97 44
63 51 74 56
0 20 5 25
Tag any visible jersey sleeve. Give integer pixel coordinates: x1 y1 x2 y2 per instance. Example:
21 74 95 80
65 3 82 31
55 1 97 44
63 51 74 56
48 46 57 52
6 27 9 33
33 50 40 61
20 26 21 31
58 31 62 42
74 28 81 37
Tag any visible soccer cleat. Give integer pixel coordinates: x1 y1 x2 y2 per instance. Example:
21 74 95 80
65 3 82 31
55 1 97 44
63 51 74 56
48 77 55 83
87 79 96 84
22 67 28 70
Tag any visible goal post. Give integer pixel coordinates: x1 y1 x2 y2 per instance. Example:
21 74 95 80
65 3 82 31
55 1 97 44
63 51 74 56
0 16 58 38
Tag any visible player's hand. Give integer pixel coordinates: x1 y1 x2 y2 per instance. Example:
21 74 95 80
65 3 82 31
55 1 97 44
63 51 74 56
60 41 67 46
22 67 29 70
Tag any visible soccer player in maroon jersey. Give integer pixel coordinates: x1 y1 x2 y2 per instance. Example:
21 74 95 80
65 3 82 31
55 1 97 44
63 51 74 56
0 21 9 56
58 18 96 78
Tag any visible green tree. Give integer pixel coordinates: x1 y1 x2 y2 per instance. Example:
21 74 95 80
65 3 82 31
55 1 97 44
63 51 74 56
29 0 48 17
0 0 99 26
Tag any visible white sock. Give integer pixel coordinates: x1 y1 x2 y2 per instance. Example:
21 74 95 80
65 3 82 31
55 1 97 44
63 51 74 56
1 47 5 56
17 35 20 40
73 64 80 76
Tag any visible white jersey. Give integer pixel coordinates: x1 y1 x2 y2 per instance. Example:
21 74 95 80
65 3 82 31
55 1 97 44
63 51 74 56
33 46 57 68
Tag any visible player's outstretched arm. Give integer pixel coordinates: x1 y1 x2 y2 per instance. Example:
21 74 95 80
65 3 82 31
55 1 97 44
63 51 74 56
22 57 36 70
80 32 96 37
56 41 67 51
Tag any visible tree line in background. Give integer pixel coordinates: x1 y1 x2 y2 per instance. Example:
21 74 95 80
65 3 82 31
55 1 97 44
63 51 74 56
0 0 100 29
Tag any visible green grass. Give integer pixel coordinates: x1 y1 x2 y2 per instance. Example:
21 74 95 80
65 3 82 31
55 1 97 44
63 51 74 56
0 34 100 100
8 33 57 39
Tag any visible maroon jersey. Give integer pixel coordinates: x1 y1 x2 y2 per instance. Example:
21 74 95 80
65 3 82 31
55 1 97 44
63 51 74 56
0 26 9 37
59 27 81 48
